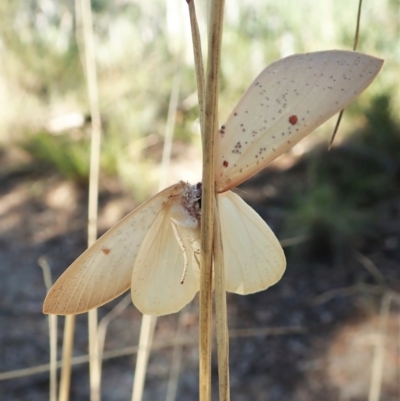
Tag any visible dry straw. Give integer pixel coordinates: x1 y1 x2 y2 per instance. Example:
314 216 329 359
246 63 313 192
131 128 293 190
199 0 226 400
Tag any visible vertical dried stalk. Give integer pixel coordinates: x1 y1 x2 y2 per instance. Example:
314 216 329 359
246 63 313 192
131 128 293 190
58 316 75 401
187 0 205 134
214 204 230 401
61 4 84 396
329 0 363 148
131 317 157 401
39 257 58 401
199 0 225 400
160 69 182 189
368 293 392 401
49 306 58 401
165 310 187 401
80 0 102 399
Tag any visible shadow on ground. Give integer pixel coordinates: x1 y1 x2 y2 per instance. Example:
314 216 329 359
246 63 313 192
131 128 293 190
1 96 399 400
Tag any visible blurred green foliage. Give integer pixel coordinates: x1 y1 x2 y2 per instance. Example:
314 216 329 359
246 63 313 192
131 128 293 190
284 94 400 261
20 131 90 184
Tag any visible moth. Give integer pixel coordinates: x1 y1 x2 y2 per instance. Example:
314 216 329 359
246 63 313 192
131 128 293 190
43 50 383 316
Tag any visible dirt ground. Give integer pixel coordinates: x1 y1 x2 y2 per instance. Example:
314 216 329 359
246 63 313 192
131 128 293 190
0 144 399 401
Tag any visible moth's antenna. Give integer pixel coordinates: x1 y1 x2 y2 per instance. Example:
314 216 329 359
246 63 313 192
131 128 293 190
171 223 190 284
329 0 363 150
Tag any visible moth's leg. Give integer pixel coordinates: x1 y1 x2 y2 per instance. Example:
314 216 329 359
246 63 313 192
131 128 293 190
186 231 200 273
171 223 189 284
191 239 201 273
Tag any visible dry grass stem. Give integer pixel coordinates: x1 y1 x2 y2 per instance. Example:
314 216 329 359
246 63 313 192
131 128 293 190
312 283 379 306
131 317 157 401
58 316 75 401
368 293 392 401
279 235 309 248
187 0 205 134
160 69 182 189
354 250 386 286
311 282 400 306
329 0 363 148
230 326 306 338
214 205 230 401
88 312 100 401
39 257 57 401
199 0 225 398
80 0 103 398
97 294 132 379
165 310 188 401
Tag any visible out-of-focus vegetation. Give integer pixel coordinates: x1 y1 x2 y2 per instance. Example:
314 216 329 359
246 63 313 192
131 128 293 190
284 94 400 262
0 0 398 200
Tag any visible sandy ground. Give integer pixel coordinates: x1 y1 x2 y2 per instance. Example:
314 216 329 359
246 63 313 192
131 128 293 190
0 145 399 401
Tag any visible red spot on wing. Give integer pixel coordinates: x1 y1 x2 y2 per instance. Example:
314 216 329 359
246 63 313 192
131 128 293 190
223 160 229 167
289 115 298 125
101 247 111 255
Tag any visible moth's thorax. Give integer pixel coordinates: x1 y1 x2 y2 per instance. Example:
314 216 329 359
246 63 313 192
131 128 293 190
170 182 201 229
